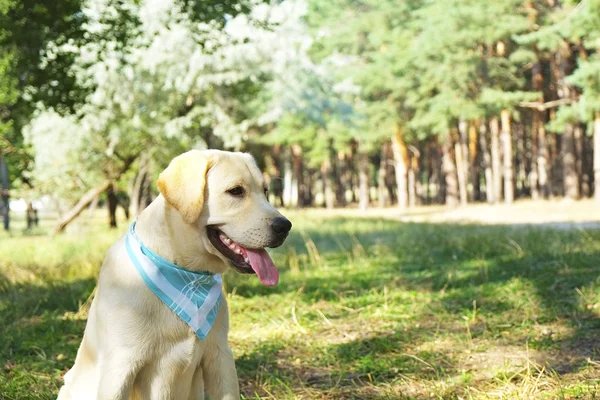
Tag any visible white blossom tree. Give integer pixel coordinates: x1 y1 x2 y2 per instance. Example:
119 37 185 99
25 0 317 232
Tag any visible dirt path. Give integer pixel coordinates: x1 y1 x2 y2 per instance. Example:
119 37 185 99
289 199 600 228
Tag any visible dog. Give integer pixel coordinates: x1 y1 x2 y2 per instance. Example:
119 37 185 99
58 150 292 400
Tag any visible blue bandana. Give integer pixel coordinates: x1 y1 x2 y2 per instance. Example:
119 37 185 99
125 221 223 340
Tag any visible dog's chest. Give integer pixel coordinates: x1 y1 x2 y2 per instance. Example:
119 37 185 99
123 266 229 368
144 306 208 371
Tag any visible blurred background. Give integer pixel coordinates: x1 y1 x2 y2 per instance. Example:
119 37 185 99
0 0 599 232
2 0 600 399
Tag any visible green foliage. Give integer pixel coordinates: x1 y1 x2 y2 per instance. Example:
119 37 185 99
21 0 318 200
565 0 600 122
518 0 600 129
308 0 542 141
479 89 540 113
0 0 86 187
308 0 421 141
569 58 600 119
2 0 600 202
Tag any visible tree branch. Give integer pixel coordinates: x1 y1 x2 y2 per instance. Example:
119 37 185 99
518 98 575 111
51 152 141 235
50 181 111 236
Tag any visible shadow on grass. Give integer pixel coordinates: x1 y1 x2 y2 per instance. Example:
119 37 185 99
0 278 95 398
230 218 600 390
426 227 600 375
236 328 458 399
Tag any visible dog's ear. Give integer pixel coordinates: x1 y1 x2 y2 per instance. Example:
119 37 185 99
157 150 215 224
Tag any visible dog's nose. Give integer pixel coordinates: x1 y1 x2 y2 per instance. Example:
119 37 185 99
271 217 292 235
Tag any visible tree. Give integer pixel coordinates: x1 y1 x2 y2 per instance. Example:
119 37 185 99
25 0 308 232
563 0 600 201
9 0 600 217
0 0 86 188
308 0 426 209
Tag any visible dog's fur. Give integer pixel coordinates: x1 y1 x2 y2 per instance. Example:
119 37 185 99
58 150 289 400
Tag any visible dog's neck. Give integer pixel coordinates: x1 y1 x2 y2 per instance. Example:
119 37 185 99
134 196 227 273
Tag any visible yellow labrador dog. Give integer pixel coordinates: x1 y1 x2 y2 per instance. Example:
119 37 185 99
58 150 291 400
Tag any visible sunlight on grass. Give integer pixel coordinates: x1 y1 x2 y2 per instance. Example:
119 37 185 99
1 211 600 399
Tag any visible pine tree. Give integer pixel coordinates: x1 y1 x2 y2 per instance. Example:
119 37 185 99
564 0 600 201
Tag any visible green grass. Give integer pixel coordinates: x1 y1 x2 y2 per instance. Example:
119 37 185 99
2 211 600 399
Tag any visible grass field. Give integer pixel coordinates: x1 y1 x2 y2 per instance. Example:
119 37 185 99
1 208 600 399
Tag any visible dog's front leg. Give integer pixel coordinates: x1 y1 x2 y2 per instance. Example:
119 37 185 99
202 345 240 400
96 354 141 400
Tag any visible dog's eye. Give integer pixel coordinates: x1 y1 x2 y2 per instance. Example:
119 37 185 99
226 186 245 197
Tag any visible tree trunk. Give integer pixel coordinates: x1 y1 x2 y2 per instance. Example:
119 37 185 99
437 140 446 204
554 44 576 198
107 182 118 228
550 131 562 196
391 124 408 209
26 201 39 229
575 124 584 197
538 122 551 198
516 123 527 197
352 173 359 204
442 134 459 207
336 151 348 207
501 110 514 204
51 181 112 236
424 142 433 204
408 152 420 207
454 139 468 206
458 119 470 201
479 121 494 203
0 155 9 231
322 157 335 210
408 162 416 207
52 154 139 235
385 146 396 204
416 148 424 204
490 117 502 203
530 58 543 199
562 123 579 199
291 144 304 207
378 141 390 208
595 113 600 202
469 124 480 201
304 167 314 206
581 130 592 198
358 151 370 211
530 121 540 200
270 145 285 207
283 147 295 207
347 148 358 204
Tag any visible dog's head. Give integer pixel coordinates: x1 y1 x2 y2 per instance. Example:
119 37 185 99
157 149 291 286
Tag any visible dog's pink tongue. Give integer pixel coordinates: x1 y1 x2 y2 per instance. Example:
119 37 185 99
246 248 279 286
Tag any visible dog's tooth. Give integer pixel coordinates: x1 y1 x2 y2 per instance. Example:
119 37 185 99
244 257 249 263
235 248 242 255
223 238 231 245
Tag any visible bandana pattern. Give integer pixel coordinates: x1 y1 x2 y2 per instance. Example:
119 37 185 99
125 221 223 340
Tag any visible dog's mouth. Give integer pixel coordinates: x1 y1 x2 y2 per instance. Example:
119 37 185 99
206 227 279 286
